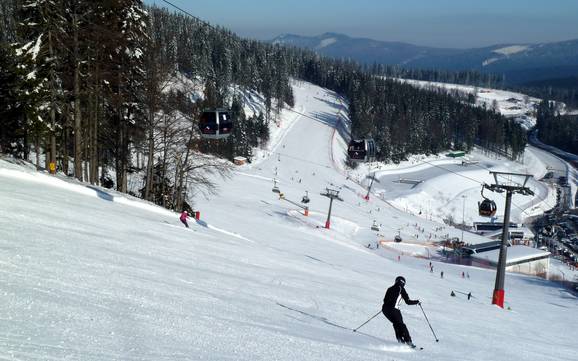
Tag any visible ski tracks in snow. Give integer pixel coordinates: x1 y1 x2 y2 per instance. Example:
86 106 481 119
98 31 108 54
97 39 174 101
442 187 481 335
163 220 256 245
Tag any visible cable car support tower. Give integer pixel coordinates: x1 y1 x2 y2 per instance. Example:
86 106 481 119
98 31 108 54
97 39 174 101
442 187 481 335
364 173 380 201
483 171 534 308
321 187 344 229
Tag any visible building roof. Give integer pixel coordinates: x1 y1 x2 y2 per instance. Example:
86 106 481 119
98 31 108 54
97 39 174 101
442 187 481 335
472 222 534 239
462 241 503 255
473 222 518 231
483 226 535 240
470 245 550 266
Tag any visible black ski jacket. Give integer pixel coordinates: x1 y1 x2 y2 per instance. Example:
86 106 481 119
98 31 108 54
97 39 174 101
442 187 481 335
383 283 419 310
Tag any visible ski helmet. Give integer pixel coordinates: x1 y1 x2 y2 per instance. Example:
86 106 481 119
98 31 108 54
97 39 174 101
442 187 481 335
395 276 406 285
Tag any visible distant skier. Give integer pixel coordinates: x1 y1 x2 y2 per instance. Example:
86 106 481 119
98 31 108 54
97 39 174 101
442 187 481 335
180 210 190 228
382 276 420 348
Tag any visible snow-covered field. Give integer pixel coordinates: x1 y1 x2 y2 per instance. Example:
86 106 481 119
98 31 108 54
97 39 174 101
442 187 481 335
383 77 578 222
1 81 577 361
394 78 542 129
346 146 559 231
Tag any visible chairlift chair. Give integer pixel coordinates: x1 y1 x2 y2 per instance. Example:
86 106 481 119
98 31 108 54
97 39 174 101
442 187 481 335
199 109 234 140
371 221 380 232
272 179 280 194
301 191 310 204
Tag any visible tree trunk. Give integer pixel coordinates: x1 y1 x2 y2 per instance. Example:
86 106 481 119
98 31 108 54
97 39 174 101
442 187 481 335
73 12 83 181
145 121 154 200
89 60 100 185
48 30 57 173
161 117 169 208
35 136 40 170
61 127 69 175
115 64 128 193
175 128 195 211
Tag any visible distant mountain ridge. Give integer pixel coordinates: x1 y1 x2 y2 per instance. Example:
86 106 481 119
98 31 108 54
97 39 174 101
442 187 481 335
271 33 578 84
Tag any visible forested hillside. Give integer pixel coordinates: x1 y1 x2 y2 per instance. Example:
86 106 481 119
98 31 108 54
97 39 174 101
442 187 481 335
0 1 526 208
376 65 504 89
536 100 578 154
516 77 578 109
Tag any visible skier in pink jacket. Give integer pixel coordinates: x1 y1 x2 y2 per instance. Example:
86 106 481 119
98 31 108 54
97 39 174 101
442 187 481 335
180 210 190 228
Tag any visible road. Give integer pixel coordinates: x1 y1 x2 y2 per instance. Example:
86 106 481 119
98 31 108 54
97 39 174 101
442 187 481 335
529 131 577 209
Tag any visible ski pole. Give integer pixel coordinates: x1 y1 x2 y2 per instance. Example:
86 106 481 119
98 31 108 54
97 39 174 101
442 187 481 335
353 310 382 332
419 303 439 342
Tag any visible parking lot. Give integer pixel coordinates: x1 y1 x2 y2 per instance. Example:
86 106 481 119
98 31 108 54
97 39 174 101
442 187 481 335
533 211 578 272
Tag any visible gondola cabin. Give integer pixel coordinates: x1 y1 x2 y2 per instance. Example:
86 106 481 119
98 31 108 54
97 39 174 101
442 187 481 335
478 199 497 217
348 139 376 162
199 109 233 140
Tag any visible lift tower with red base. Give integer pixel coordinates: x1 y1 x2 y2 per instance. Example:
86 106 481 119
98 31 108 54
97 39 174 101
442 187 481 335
483 172 534 308
321 187 343 229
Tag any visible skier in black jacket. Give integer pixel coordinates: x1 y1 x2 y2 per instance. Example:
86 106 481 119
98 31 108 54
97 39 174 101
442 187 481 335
382 276 420 347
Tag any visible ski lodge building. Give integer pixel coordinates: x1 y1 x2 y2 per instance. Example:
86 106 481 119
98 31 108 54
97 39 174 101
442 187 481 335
463 242 550 276
472 222 535 244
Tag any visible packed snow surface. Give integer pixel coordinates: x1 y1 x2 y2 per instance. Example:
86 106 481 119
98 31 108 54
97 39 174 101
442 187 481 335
347 146 559 228
316 37 338 49
492 45 530 56
1 82 577 361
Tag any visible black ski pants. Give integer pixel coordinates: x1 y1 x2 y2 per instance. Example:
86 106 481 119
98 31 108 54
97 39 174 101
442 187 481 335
382 307 412 343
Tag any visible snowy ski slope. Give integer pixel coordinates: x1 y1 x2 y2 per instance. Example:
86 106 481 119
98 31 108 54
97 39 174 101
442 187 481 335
1 81 577 361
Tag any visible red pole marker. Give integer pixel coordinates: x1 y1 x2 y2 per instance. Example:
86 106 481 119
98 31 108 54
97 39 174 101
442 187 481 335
492 289 505 308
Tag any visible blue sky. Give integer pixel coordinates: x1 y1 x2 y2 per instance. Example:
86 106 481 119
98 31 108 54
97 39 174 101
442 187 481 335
145 0 578 48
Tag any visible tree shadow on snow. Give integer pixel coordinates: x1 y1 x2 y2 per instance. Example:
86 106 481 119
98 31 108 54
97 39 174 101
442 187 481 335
86 185 114 201
313 96 343 112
